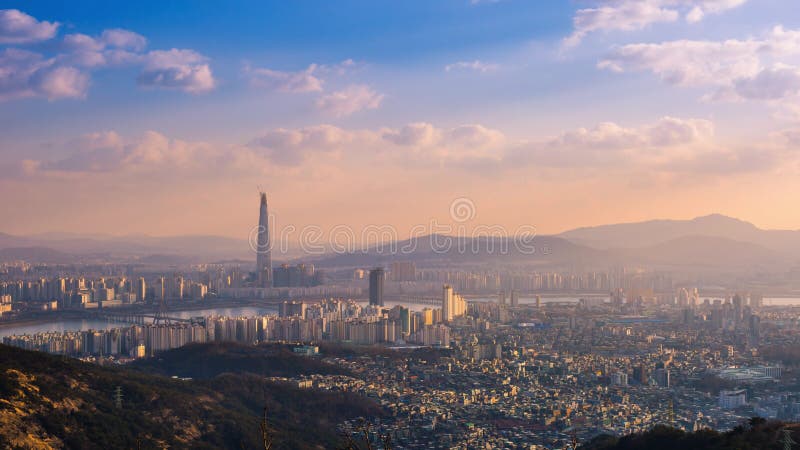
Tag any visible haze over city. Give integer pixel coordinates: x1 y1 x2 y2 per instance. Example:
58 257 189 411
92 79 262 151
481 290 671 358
5 2 800 450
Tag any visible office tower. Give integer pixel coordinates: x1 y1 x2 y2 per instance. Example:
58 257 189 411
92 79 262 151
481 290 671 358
369 268 384 306
535 295 541 309
273 263 323 287
256 192 272 288
155 277 165 302
399 307 410 335
655 368 670 388
443 285 453 322
168 275 184 300
136 277 146 302
733 294 744 323
280 301 307 318
442 285 466 322
510 290 519 307
391 261 416 282
498 290 506 305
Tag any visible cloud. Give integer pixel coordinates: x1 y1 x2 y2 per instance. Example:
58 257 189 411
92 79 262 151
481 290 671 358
249 124 357 165
0 48 89 101
8 118 789 185
445 60 499 73
0 10 212 100
247 122 505 166
315 84 383 116
11 130 255 179
137 49 216 93
246 118 725 174
565 1 679 48
646 116 714 145
564 0 749 47
247 64 323 93
245 59 359 94
507 117 718 170
0 9 59 44
599 26 800 103
101 29 147 51
732 65 800 100
382 123 441 147
598 38 762 86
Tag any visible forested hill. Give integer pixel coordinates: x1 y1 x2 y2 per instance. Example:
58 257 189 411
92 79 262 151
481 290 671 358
579 418 799 450
0 344 383 449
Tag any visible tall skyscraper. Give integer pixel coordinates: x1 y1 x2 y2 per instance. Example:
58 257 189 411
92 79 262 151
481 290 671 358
256 192 272 288
442 284 466 322
136 277 146 302
369 268 384 306
443 285 453 322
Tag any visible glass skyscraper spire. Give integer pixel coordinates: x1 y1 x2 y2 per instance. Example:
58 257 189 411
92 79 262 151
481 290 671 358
256 192 272 288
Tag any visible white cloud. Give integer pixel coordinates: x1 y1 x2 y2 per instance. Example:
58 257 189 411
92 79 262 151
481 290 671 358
0 49 89 101
382 123 441 147
250 124 357 165
565 1 679 48
0 11 213 100
564 0 749 47
599 26 800 102
247 64 323 93
315 84 383 116
0 9 59 44
445 60 499 73
646 116 714 146
507 117 720 170
733 65 800 100
21 131 237 177
101 28 147 51
60 29 148 68
598 39 762 86
447 124 506 148
6 118 793 183
138 49 216 93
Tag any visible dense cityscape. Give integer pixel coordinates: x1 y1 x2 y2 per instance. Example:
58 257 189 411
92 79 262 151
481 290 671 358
2 193 800 449
4 1 800 448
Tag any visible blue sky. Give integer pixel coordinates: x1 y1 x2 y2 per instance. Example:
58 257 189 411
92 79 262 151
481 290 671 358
2 1 800 238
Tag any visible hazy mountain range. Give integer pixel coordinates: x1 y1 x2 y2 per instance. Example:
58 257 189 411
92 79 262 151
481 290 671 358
0 214 797 271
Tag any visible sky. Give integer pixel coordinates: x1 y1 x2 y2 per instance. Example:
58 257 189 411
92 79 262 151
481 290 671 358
1 0 800 240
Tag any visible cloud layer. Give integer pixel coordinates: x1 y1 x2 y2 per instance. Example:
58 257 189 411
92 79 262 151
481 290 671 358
0 9 58 44
565 0 749 47
0 9 216 101
599 26 800 103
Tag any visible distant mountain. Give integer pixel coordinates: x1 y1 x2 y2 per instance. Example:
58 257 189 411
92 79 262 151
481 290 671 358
3 213 798 271
312 234 607 269
618 235 785 270
0 247 76 264
560 214 800 254
309 231 790 273
0 232 254 262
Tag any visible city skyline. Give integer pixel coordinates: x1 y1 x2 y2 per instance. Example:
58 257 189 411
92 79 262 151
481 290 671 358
1 1 800 238
5 3 800 449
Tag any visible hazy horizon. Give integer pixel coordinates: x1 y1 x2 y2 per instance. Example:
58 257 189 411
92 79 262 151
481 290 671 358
1 211 798 241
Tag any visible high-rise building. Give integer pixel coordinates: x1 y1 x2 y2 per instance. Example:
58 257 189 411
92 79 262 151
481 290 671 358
369 268 384 306
256 192 272 288
390 261 416 282
443 285 453 321
136 277 146 302
442 284 466 322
